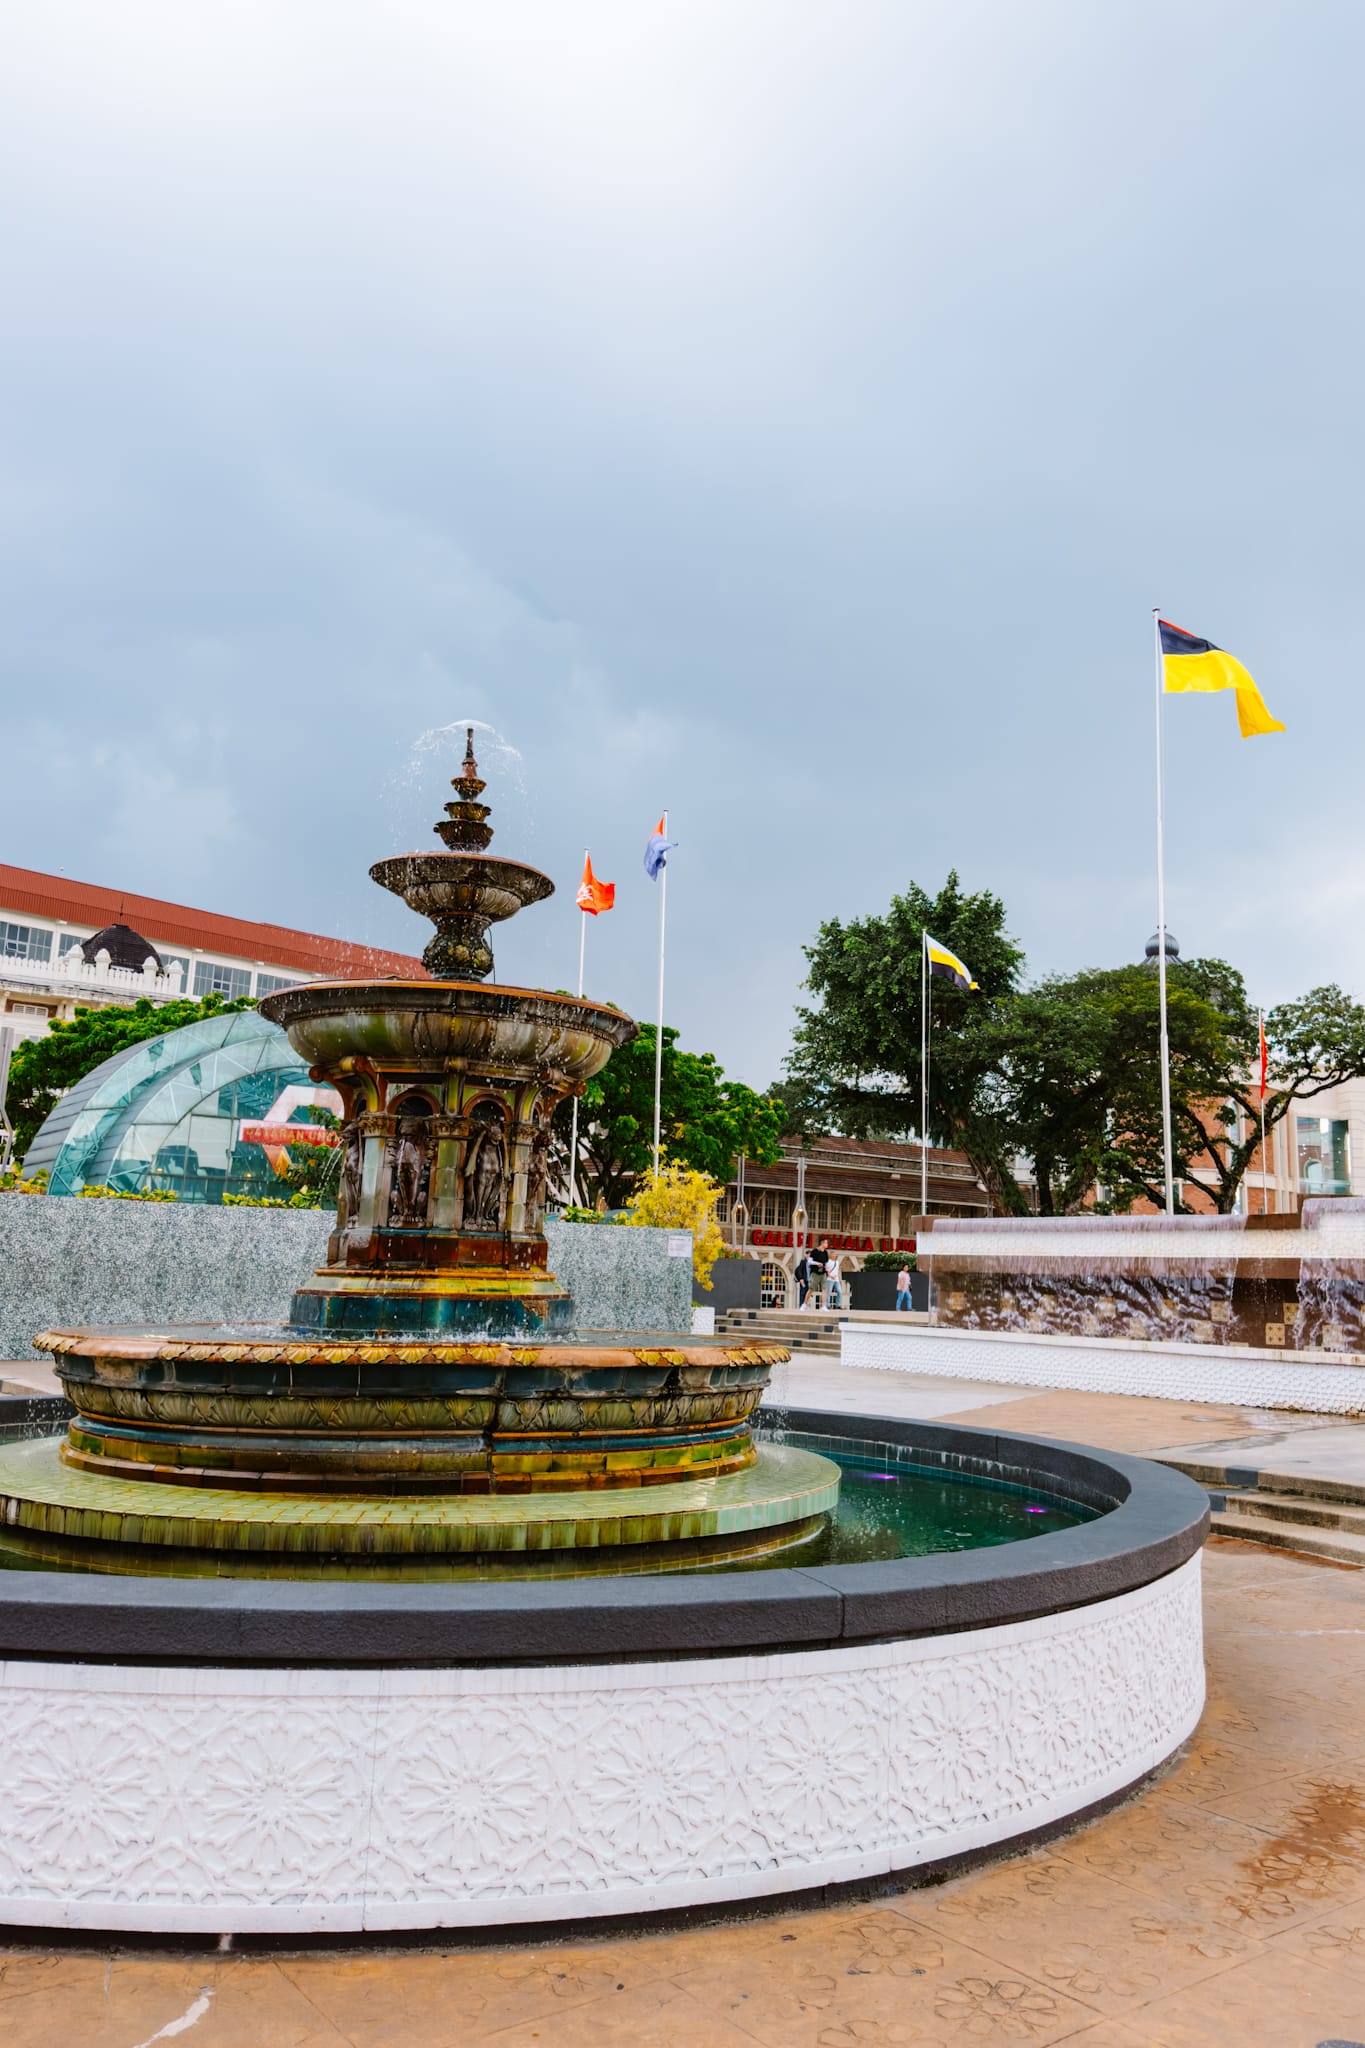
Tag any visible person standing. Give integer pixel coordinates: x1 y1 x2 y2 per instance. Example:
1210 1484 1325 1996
794 1251 810 1309
808 1241 829 1310
826 1251 843 1308
895 1264 913 1312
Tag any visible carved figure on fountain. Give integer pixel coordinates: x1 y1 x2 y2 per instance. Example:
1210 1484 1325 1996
464 1103 507 1232
392 1113 432 1228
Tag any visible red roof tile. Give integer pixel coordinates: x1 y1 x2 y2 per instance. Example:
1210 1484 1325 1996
0 863 425 980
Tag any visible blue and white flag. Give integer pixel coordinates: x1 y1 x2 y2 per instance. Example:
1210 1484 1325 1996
643 815 676 880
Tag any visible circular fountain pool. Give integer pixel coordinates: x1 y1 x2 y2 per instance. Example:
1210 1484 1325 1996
0 1427 1092 1579
0 1406 1207 1935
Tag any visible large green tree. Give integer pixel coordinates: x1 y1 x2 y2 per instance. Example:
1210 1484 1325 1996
8 994 255 1160
995 962 1245 1213
1075 968 1365 1214
784 871 1027 1209
558 1024 783 1210
783 872 1365 1216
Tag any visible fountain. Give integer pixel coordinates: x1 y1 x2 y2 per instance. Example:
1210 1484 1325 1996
0 733 844 1575
0 735 1210 1935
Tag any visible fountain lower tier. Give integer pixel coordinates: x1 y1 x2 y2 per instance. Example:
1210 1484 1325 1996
35 1327 790 1494
0 1436 838 1577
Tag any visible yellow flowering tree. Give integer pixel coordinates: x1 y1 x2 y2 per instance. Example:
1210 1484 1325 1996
623 1159 725 1289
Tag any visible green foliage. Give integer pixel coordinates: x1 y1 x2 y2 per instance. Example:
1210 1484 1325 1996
623 1157 725 1287
222 1193 289 1207
0 1167 48 1195
275 1108 342 1210
788 865 1365 1216
75 1184 178 1201
10 994 255 1160
559 1025 784 1211
555 1204 621 1225
785 871 1026 1210
860 1250 916 1271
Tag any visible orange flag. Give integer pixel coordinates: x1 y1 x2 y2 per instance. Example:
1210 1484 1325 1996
575 853 615 916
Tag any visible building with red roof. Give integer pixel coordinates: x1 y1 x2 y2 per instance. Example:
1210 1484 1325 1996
0 864 423 1041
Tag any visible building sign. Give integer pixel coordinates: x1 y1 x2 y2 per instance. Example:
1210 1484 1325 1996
748 1230 917 1252
240 1122 341 1150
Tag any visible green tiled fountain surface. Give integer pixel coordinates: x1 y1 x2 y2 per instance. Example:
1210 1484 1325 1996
0 1436 839 1559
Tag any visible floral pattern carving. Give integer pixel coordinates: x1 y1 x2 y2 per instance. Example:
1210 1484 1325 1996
0 1558 1203 1931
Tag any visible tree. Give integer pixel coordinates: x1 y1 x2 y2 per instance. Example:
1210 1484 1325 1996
784 871 1026 1210
623 1160 726 1288
1100 972 1365 1214
9 994 256 1160
994 963 1244 1214
557 1025 783 1210
987 962 1365 1215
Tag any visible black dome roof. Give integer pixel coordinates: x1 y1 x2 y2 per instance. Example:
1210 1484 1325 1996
80 922 164 973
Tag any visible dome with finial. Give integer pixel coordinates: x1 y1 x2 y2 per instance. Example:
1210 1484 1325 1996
1143 929 1180 966
80 910 163 974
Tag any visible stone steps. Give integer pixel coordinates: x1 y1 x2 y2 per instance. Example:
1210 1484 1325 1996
715 1309 844 1358
1210 1487 1365 1567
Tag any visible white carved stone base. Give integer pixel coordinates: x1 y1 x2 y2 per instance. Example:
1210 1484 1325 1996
0 1556 1204 1933
843 1320 1365 1415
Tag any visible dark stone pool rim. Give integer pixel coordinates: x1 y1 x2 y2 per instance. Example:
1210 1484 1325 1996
0 1406 1208 1667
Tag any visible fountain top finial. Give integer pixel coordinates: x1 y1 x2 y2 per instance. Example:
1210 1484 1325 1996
371 723 554 980
438 729 493 851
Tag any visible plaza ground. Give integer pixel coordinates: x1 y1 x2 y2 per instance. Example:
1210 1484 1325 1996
2 1359 1364 2047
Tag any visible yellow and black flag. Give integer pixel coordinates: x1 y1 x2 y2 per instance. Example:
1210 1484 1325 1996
924 934 978 992
1159 620 1284 739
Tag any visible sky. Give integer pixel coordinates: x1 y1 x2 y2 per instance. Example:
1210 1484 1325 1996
3 2 1364 1088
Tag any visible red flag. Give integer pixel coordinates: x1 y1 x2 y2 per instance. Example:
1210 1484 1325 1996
1258 1012 1268 1102
576 853 615 916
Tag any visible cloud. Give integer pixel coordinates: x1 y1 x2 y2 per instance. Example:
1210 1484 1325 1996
2 2 1364 1081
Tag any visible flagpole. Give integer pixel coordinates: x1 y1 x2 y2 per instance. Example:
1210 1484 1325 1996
920 929 929 1218
652 810 668 1178
1153 608 1176 1214
568 865 588 1207
1258 1007 1269 1216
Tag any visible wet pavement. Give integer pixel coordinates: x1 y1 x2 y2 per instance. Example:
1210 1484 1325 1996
4 1362 1365 2043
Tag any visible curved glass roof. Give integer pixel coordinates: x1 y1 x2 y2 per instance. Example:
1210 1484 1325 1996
24 1010 331 1202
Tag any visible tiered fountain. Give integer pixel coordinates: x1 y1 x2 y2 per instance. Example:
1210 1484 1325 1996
3 734 837 1575
0 736 1209 1940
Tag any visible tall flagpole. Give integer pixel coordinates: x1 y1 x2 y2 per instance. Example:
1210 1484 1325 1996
1259 1007 1269 1216
920 929 929 1218
1153 608 1176 1214
568 862 588 1207
652 810 668 1178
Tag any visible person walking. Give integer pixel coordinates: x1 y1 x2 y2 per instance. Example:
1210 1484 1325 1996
895 1264 913 1312
826 1251 843 1309
794 1251 810 1309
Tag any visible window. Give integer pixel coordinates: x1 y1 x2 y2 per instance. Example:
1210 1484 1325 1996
0 921 53 963
760 1260 788 1307
159 954 191 986
1297 1116 1351 1197
9 1002 50 1017
254 972 298 996
193 960 251 1001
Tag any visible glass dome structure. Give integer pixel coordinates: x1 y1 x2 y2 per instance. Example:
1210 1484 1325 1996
23 1010 333 1202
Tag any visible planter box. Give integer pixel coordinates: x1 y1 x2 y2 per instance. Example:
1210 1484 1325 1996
694 1257 762 1311
848 1268 929 1313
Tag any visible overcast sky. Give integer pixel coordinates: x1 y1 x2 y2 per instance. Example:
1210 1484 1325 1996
4 3 1363 1086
